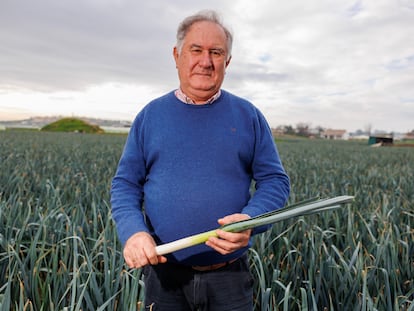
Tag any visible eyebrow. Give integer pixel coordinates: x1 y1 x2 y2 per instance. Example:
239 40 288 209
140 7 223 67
190 44 225 54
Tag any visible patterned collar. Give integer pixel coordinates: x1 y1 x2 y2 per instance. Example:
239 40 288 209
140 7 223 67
175 88 221 105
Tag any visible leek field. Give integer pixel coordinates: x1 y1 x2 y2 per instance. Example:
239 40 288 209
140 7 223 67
0 131 413 310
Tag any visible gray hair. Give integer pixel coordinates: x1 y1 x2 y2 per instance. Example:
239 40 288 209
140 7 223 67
176 10 233 60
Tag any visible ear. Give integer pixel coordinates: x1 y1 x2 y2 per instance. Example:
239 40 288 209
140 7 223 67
173 46 179 67
225 56 232 68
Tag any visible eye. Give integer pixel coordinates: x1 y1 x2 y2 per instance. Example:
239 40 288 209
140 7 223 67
210 49 225 58
190 47 203 54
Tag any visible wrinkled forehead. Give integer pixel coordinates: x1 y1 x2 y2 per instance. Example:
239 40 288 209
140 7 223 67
184 21 228 50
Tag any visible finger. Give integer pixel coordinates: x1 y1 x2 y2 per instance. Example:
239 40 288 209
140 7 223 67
216 229 251 244
206 236 237 255
206 240 231 255
125 254 144 269
123 249 137 268
218 213 251 226
123 232 160 268
125 257 134 268
217 215 238 226
207 230 251 254
124 247 148 269
143 246 160 265
126 248 167 268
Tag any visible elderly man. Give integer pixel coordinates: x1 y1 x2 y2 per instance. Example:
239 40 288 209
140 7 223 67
111 10 290 310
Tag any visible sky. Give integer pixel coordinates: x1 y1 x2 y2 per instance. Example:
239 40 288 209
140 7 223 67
0 0 413 133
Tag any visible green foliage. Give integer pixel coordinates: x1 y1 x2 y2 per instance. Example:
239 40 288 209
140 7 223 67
250 140 414 310
0 132 413 310
41 118 104 133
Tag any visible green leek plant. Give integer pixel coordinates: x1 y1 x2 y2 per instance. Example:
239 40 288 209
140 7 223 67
156 196 354 255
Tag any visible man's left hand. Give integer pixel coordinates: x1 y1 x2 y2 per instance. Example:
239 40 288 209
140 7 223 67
205 213 252 255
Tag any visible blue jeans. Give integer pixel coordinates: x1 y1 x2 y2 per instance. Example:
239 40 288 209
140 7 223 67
143 255 254 310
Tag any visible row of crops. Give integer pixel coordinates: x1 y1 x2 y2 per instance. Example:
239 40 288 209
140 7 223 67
0 130 413 310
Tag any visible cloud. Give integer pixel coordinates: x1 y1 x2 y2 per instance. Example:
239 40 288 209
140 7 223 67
0 0 413 132
0 0 177 91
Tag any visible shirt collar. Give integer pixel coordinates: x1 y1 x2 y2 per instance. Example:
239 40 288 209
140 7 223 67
175 88 221 105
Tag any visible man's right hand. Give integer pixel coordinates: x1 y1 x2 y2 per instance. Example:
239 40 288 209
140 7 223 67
123 232 167 269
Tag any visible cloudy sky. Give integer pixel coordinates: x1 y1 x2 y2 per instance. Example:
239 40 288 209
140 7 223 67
1 0 413 132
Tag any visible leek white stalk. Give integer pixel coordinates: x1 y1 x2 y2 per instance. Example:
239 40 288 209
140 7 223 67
155 195 354 255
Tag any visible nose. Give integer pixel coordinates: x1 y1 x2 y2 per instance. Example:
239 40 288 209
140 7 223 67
198 50 213 68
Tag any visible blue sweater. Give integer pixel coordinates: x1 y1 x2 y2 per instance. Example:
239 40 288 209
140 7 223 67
111 90 290 266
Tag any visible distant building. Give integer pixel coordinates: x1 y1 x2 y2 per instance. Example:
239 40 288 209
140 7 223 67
321 129 347 140
404 132 414 140
368 135 393 146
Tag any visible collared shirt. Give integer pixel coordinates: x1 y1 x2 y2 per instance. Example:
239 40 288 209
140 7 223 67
175 88 221 105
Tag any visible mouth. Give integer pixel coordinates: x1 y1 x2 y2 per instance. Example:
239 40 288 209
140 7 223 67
193 73 212 78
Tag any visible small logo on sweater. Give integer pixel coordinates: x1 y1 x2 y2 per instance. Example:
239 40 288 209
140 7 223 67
230 127 237 133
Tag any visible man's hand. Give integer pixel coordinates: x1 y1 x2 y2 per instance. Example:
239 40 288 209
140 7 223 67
123 232 167 269
205 213 252 255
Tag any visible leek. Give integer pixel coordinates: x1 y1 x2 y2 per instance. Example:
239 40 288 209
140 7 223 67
155 195 354 255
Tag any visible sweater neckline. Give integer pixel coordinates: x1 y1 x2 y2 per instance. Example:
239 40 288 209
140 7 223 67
171 90 225 109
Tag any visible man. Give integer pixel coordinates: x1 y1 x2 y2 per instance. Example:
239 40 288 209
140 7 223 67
111 10 290 310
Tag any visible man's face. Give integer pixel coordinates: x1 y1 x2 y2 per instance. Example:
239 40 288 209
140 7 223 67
173 21 231 103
